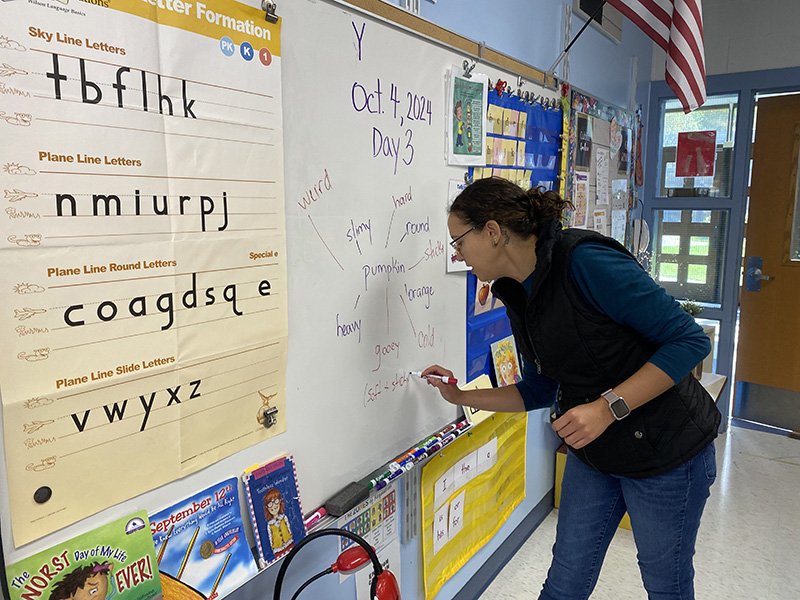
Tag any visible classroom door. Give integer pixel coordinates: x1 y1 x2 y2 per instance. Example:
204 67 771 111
735 94 800 432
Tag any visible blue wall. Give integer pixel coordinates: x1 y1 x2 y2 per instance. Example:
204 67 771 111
411 0 654 112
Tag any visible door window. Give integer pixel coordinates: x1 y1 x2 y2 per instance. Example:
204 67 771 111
652 209 729 306
658 94 739 198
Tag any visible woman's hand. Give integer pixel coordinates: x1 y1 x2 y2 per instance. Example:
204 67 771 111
551 399 615 449
421 364 463 405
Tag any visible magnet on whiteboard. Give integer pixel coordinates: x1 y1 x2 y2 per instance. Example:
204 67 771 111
261 406 279 428
34 486 52 504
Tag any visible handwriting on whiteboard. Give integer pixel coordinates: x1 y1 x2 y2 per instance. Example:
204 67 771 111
350 23 433 175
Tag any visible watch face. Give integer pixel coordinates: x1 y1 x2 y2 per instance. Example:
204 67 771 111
609 398 631 419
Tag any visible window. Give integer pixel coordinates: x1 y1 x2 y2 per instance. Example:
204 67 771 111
658 94 739 198
652 209 729 306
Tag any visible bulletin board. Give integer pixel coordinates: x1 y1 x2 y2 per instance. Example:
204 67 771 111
563 89 635 243
0 0 561 568
420 412 527 600
464 90 562 385
473 90 562 189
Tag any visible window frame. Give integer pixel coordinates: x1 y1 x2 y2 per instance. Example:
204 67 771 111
651 209 729 306
656 95 739 199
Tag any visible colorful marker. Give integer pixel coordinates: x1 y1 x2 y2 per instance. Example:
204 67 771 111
439 423 457 436
424 441 442 455
409 371 458 385
304 507 327 529
420 434 441 447
366 469 393 489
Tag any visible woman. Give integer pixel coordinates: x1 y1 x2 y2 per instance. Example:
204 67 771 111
424 178 720 600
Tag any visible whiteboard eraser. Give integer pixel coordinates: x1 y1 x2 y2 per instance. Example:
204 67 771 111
324 481 369 517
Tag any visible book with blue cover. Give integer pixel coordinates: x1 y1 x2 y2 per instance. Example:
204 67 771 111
149 478 257 600
242 455 306 568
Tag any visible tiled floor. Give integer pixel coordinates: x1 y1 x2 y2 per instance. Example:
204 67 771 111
480 426 800 599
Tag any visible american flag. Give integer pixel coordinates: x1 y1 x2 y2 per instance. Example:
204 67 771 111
607 0 706 113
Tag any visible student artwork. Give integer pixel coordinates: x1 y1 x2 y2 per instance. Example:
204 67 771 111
575 113 592 170
572 172 589 228
447 180 471 273
243 455 306 568
473 278 495 315
447 67 488 166
618 127 631 174
149 478 257 600
490 336 522 386
5 512 162 600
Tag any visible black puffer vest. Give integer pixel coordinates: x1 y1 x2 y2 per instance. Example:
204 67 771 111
491 220 720 478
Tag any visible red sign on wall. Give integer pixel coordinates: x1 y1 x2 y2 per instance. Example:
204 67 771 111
676 130 717 177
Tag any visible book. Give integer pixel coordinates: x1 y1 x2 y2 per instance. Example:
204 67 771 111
6 511 161 600
490 335 522 387
149 478 257 600
242 455 306 568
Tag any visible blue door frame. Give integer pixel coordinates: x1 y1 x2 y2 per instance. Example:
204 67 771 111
643 67 800 428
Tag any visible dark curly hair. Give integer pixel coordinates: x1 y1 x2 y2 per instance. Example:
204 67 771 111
49 563 110 600
450 178 572 238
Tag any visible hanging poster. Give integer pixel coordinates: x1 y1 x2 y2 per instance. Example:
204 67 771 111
572 172 588 228
676 130 717 177
618 127 630 174
575 113 592 170
595 148 610 205
447 68 488 166
0 1 287 545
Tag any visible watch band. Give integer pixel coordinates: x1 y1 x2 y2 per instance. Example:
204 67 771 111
602 388 631 420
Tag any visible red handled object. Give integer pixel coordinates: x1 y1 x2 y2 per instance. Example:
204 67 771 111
331 545 372 574
373 569 401 600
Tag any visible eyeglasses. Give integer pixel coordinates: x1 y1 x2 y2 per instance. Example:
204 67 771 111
449 227 476 252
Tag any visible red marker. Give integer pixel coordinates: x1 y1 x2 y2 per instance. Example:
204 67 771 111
410 371 458 385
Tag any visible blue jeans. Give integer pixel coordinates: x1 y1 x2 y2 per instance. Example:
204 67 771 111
540 442 716 600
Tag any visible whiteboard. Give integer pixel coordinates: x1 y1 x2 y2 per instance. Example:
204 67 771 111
0 0 560 563
280 0 467 512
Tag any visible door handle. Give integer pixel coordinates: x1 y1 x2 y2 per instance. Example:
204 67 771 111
747 267 772 281
745 257 772 292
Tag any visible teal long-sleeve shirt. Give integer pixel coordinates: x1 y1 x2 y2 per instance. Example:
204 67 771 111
515 241 711 412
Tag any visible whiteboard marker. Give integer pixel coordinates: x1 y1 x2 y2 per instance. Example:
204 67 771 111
409 372 458 385
304 507 327 529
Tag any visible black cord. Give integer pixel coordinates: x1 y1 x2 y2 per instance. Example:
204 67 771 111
563 0 607 55
273 528 383 600
289 567 334 600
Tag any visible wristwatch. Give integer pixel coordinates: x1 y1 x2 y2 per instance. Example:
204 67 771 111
602 388 631 420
